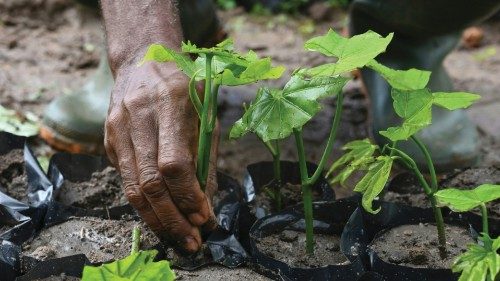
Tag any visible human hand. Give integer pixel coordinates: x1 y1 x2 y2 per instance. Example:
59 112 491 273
104 62 218 254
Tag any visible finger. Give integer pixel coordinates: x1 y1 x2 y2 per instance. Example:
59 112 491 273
105 110 164 234
123 92 201 252
156 76 212 226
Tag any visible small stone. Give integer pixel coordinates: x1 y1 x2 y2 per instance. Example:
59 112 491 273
388 250 408 264
280 230 298 243
419 223 424 228
326 242 340 251
403 230 413 236
30 246 56 261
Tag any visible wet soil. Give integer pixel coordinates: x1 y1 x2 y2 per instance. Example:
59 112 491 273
256 229 348 268
56 167 127 209
0 149 28 202
176 266 271 281
383 167 500 219
22 217 159 263
251 182 324 215
370 224 473 269
35 274 79 281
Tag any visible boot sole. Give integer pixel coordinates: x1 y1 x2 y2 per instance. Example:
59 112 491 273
40 125 104 155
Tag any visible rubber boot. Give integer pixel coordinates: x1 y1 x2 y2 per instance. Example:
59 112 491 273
350 0 500 172
41 0 225 154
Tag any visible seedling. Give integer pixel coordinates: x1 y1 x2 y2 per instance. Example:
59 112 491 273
141 39 284 190
435 185 500 281
319 28 480 257
82 226 176 281
231 29 408 254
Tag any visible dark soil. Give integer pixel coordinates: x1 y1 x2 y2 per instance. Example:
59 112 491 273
176 266 271 281
370 224 473 269
256 229 348 268
56 167 127 209
0 149 28 202
22 217 159 263
35 274 79 281
251 182 324 215
383 167 500 219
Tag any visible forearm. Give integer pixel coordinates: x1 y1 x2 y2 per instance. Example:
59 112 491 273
100 0 184 74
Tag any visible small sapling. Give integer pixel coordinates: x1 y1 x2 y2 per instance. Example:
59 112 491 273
82 226 176 281
141 39 284 190
435 185 500 281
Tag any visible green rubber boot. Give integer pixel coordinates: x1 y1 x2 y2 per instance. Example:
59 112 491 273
350 0 500 172
41 0 225 154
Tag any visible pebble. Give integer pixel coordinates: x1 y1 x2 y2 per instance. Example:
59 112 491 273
326 242 340 251
403 230 413 236
280 230 298 243
388 250 408 264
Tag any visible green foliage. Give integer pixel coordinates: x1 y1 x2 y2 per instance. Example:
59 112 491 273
327 139 377 186
216 0 237 10
366 60 431 90
82 250 175 281
379 88 480 141
141 39 285 86
0 105 39 137
453 234 500 281
230 74 348 142
353 155 394 214
435 185 500 212
304 30 393 76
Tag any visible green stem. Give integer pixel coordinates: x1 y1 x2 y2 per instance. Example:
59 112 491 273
294 129 314 254
307 91 344 186
188 72 202 118
196 54 213 190
389 147 447 257
480 203 489 235
131 226 141 254
411 136 438 192
272 142 282 211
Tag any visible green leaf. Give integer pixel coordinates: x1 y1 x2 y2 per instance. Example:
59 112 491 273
453 234 500 281
366 60 431 90
142 40 284 86
220 57 285 86
229 118 249 139
432 92 481 110
327 139 378 186
232 75 349 142
379 88 480 142
379 88 433 141
435 184 500 212
0 105 39 137
353 156 394 214
140 44 199 78
304 29 393 75
81 250 175 281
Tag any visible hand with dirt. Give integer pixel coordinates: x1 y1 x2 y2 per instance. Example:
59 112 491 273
100 0 218 253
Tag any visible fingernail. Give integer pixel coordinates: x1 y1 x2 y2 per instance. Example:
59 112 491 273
184 236 200 253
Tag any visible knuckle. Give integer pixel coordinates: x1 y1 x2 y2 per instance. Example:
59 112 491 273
159 158 194 180
124 184 147 209
140 172 165 196
122 94 143 111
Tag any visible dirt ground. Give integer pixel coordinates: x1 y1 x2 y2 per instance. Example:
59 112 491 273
1 0 500 279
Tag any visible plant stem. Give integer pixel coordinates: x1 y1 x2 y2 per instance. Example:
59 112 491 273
294 129 314 254
272 142 282 211
480 203 489 235
307 91 344 186
188 74 202 118
131 226 141 254
411 136 438 192
196 54 213 189
389 147 447 257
